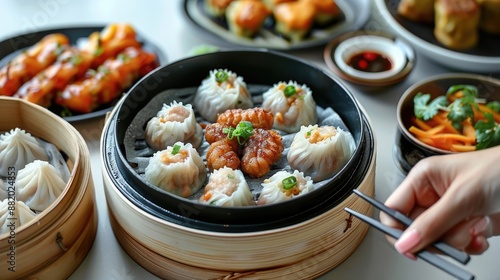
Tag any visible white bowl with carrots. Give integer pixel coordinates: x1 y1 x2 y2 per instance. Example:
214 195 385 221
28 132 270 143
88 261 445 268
394 73 500 174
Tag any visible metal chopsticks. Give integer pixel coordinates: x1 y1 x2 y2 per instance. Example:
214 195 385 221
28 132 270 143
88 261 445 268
345 190 475 280
352 189 470 265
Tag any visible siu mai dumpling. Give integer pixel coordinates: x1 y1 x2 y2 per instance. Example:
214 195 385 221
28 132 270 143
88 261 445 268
261 81 317 133
144 142 207 198
193 69 253 123
145 101 203 151
273 1 316 42
287 125 355 182
199 167 255 206
257 170 314 205
434 0 481 50
0 199 36 236
16 160 66 212
477 0 500 34
397 0 435 23
226 0 271 38
0 128 48 177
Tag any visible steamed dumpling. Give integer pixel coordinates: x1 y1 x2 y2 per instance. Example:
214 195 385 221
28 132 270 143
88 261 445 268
144 142 207 197
0 199 37 235
199 167 255 207
0 128 48 177
16 160 67 212
287 125 355 182
193 69 253 122
145 101 203 150
257 170 314 205
261 81 317 133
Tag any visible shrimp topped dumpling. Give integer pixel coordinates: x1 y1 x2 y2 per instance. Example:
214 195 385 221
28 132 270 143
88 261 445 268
261 81 317 133
193 69 253 122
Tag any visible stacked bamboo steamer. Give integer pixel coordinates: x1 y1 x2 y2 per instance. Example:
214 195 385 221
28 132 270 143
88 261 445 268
101 101 376 279
0 97 97 280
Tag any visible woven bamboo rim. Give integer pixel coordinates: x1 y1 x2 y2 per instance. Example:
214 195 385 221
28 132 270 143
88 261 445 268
0 97 97 280
101 102 376 278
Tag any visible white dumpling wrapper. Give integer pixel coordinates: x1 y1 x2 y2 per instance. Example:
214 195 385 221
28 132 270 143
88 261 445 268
0 128 48 177
145 142 207 197
257 170 314 205
261 81 317 133
16 160 67 212
199 167 255 207
193 69 253 122
287 125 355 182
145 101 203 150
0 199 37 236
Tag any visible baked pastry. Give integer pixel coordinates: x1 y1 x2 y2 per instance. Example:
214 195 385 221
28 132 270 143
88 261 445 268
476 0 500 34
273 1 316 42
300 0 341 25
263 0 296 9
226 0 271 38
434 0 481 50
398 0 435 23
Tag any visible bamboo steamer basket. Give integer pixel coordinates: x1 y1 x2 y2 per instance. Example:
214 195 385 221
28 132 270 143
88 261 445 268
101 103 376 279
101 50 376 279
0 97 97 280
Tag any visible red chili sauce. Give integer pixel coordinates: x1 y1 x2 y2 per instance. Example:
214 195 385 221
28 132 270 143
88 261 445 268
347 51 392 73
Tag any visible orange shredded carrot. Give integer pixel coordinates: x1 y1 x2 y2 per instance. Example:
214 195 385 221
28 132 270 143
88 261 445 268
451 144 476 152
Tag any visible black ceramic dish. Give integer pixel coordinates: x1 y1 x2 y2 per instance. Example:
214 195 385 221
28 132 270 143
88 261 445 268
0 25 167 122
395 73 500 174
182 0 371 50
107 50 371 231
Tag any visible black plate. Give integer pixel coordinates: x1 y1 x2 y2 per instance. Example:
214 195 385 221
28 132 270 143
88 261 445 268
182 0 371 50
0 25 167 123
107 50 370 231
376 0 500 72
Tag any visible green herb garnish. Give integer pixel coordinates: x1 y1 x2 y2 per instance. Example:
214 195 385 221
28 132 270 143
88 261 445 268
171 144 181 155
223 121 254 145
284 85 296 97
475 113 500 150
117 53 131 63
414 92 448 121
215 71 229 83
282 176 297 190
94 38 103 57
69 54 83 66
60 107 73 118
487 101 500 113
447 99 474 130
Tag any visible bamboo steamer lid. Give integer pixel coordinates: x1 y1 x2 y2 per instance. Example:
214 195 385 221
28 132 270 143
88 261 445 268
0 97 97 280
101 101 376 279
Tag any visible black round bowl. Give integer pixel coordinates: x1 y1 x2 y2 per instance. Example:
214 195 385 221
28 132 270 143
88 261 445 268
395 73 500 174
106 50 371 232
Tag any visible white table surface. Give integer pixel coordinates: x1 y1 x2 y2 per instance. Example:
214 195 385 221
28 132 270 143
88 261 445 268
1 1 499 279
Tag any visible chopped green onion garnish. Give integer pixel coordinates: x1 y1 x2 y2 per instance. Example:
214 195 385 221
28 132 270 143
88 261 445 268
227 173 235 179
215 71 229 83
171 144 181 155
282 176 297 190
284 85 296 97
223 121 254 145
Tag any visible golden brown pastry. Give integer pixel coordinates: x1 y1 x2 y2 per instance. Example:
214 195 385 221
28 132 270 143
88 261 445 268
205 0 234 17
300 0 341 25
273 1 316 42
434 0 481 50
263 0 296 9
476 0 500 34
226 0 271 38
398 0 435 23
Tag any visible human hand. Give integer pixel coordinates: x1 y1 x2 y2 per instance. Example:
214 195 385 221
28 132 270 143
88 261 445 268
380 146 500 259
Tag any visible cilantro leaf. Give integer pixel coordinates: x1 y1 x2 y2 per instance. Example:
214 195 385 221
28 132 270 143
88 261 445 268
486 101 500 113
414 93 448 121
447 99 474 131
446 85 478 98
475 113 500 150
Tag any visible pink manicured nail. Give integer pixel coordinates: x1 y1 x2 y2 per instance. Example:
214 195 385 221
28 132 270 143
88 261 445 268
395 229 421 254
403 252 417 261
471 216 491 236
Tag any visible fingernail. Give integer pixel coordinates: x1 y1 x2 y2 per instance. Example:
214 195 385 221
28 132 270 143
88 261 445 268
471 216 491 237
395 229 421 254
